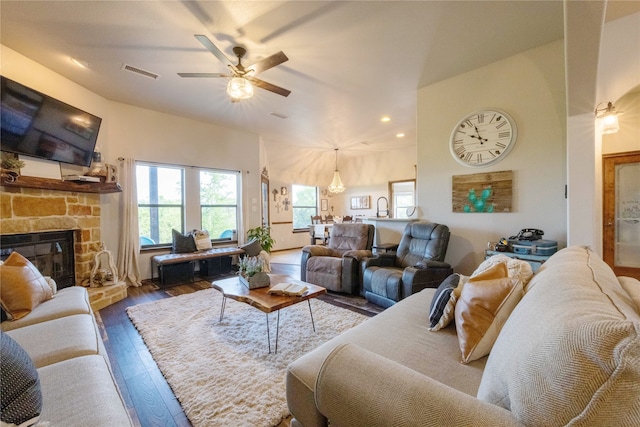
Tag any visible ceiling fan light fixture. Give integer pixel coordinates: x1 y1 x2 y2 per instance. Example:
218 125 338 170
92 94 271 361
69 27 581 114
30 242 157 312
328 148 346 194
227 77 253 100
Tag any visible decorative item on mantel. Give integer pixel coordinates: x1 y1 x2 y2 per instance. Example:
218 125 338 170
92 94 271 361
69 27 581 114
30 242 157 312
237 256 270 289
86 242 119 287
85 147 118 183
0 152 25 182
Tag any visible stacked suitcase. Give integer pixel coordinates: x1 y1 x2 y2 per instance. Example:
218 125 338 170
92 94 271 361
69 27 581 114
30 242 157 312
507 238 558 256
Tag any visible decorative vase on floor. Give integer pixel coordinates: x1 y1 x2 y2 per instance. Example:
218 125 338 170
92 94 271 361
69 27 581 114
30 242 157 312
239 272 270 289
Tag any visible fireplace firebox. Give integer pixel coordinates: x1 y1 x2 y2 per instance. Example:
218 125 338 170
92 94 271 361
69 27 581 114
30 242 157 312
0 230 76 289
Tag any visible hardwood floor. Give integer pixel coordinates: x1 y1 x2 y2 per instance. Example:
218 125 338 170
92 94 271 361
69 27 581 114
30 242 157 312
97 262 380 426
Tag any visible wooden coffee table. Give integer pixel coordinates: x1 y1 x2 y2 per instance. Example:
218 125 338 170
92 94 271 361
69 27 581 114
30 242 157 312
211 274 327 354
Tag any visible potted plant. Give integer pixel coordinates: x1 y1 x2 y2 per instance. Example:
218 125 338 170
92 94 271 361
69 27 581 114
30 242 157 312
247 225 275 253
1 152 25 175
237 255 270 289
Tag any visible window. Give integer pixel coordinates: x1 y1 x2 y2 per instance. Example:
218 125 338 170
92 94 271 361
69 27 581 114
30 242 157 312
137 164 184 246
200 170 238 240
292 184 318 229
390 180 416 218
136 162 241 248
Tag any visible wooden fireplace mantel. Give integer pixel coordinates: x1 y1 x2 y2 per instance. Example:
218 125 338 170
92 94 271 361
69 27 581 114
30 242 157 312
1 175 122 194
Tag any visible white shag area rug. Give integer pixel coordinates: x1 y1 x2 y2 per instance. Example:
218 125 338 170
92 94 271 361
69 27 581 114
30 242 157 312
126 288 368 427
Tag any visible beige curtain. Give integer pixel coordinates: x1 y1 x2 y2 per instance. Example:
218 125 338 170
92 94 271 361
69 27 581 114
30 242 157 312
117 158 142 287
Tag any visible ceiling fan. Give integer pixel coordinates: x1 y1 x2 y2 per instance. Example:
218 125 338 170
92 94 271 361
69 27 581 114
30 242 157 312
178 34 291 100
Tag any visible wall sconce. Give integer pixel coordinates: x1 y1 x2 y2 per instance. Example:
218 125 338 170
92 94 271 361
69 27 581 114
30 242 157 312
595 101 623 135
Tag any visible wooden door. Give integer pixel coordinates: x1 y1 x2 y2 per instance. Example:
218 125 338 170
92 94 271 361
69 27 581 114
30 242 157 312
603 151 640 279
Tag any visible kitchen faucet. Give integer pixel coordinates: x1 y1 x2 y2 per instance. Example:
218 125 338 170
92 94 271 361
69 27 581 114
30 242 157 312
377 196 389 218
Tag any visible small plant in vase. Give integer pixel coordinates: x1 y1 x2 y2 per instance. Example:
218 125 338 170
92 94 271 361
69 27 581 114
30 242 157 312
237 256 270 289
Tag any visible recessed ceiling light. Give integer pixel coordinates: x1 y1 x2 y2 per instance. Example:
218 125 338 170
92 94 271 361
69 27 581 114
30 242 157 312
396 133 405 138
70 57 89 68
381 116 391 123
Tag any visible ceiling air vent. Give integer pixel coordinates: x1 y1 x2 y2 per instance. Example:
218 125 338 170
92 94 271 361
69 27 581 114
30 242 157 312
121 63 160 80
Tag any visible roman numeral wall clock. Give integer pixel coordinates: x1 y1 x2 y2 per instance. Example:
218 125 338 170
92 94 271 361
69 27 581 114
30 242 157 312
449 109 517 167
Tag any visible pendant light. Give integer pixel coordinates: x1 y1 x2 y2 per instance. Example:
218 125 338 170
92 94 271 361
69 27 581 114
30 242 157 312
328 148 345 194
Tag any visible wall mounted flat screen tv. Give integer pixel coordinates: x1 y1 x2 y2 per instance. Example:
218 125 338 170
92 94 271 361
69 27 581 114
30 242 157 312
1 76 102 167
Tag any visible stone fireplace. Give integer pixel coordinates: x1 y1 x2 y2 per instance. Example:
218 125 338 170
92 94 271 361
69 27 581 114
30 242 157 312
1 178 128 311
1 185 102 286
0 230 76 288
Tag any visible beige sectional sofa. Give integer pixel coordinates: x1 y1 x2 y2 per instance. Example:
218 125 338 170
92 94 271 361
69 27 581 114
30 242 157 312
1 285 133 426
286 246 640 426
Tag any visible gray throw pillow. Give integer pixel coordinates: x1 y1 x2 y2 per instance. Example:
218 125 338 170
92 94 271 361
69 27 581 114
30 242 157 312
240 239 262 257
0 331 42 426
172 229 197 253
428 273 460 328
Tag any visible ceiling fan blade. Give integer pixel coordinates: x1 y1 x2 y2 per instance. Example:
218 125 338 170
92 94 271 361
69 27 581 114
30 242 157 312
246 76 291 97
194 34 235 69
178 72 229 78
249 51 289 75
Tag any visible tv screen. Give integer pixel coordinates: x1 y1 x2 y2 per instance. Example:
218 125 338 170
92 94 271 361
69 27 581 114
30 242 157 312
1 76 102 167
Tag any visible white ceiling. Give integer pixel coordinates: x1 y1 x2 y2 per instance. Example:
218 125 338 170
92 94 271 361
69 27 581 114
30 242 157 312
0 1 636 162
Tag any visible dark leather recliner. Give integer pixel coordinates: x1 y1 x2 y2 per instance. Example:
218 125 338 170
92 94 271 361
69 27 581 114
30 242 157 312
362 221 452 308
301 223 375 294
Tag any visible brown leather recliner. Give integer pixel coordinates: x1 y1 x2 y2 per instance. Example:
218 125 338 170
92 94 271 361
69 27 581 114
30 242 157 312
362 221 452 308
301 223 375 294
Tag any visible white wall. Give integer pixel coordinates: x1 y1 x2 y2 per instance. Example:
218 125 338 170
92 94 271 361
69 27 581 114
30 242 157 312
102 103 262 278
417 40 567 275
1 45 263 280
264 147 415 250
565 10 640 254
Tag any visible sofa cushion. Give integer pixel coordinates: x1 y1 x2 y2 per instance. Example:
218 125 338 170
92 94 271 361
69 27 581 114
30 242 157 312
6 314 103 368
37 355 132 426
286 288 487 427
0 331 42 427
306 256 343 292
171 229 197 253
0 252 53 320
328 224 371 251
477 246 640 426
364 266 402 302
428 273 461 330
1 287 92 332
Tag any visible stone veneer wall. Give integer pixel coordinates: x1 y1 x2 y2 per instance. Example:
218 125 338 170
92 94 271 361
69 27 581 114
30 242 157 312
0 185 101 285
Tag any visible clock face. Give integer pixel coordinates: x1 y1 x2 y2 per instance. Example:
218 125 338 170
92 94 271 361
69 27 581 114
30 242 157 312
449 109 517 167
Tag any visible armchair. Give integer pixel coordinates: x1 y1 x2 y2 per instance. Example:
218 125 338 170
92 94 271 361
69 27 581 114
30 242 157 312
301 223 375 294
362 221 452 308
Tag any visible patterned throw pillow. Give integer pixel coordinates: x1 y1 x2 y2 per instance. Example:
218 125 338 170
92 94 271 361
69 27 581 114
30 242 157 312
171 229 197 254
192 229 213 251
428 273 461 330
0 331 42 427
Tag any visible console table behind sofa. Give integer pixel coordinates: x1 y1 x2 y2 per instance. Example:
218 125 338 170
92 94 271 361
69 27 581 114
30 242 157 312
151 247 244 286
